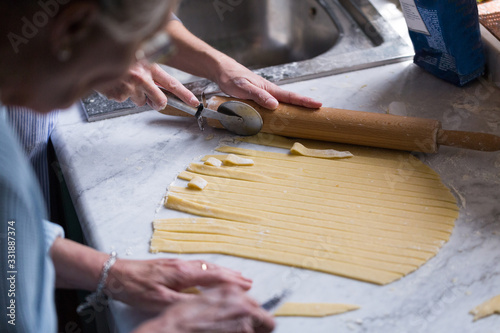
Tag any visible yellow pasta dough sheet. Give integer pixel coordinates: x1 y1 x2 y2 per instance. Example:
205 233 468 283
274 302 359 317
151 134 459 285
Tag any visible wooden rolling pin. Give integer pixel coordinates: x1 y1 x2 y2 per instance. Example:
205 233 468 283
159 96 500 153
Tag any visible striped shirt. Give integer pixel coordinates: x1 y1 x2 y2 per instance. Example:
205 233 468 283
6 107 59 214
0 104 64 332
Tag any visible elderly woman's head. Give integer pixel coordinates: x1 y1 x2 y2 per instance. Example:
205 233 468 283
0 0 175 112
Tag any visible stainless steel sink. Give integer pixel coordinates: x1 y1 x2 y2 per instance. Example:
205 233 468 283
82 0 413 121
178 0 413 96
178 0 342 69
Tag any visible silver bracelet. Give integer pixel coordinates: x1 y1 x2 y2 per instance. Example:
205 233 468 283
77 251 118 315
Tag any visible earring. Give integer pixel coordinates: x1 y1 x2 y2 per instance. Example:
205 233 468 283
57 45 72 62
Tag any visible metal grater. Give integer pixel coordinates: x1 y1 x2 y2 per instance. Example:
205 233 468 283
81 92 152 122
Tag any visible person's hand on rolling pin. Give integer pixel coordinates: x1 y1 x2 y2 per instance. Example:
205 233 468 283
209 54 322 110
105 257 254 312
133 285 275 333
165 19 322 110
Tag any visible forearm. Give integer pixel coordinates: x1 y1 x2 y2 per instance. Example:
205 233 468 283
164 20 235 82
50 237 109 290
98 15 322 112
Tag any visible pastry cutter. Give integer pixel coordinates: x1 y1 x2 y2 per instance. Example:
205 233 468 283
165 95 263 136
261 287 292 312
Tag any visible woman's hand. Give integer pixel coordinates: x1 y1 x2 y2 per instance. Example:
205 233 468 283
163 20 321 111
97 62 199 111
105 258 253 312
212 57 322 110
134 284 275 333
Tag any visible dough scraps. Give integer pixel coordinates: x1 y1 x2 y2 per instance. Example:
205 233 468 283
290 142 353 159
470 294 500 321
204 157 222 167
223 154 254 166
151 134 459 285
273 302 359 317
187 176 208 190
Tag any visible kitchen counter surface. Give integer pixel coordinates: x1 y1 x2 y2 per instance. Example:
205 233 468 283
51 1 500 330
52 59 500 333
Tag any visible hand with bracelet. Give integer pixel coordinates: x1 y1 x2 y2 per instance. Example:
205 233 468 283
50 238 274 332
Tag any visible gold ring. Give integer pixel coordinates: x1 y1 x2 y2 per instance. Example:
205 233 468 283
201 263 208 271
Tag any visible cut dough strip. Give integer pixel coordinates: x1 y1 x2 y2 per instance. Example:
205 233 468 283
223 154 254 166
170 186 458 227
470 294 500 321
215 146 438 179
192 151 455 200
273 302 360 317
233 136 437 171
178 171 458 211
237 133 412 161
153 219 437 259
153 230 417 273
165 195 447 247
153 227 425 267
202 153 441 182
187 163 455 203
217 145 437 175
290 142 353 159
173 175 456 225
170 191 454 241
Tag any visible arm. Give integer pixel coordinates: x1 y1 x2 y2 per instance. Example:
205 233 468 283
164 20 322 110
50 237 108 290
98 20 322 111
50 239 274 332
50 237 252 312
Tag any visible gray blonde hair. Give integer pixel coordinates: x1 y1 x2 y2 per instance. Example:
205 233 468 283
98 0 176 41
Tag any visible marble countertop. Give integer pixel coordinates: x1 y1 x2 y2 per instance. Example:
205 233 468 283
50 2 500 331
52 59 500 333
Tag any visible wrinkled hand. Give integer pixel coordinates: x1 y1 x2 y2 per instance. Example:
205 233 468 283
98 56 322 112
213 58 322 110
134 285 275 333
105 258 252 312
97 62 199 111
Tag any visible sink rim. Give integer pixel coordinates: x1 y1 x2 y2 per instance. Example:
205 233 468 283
181 0 413 97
